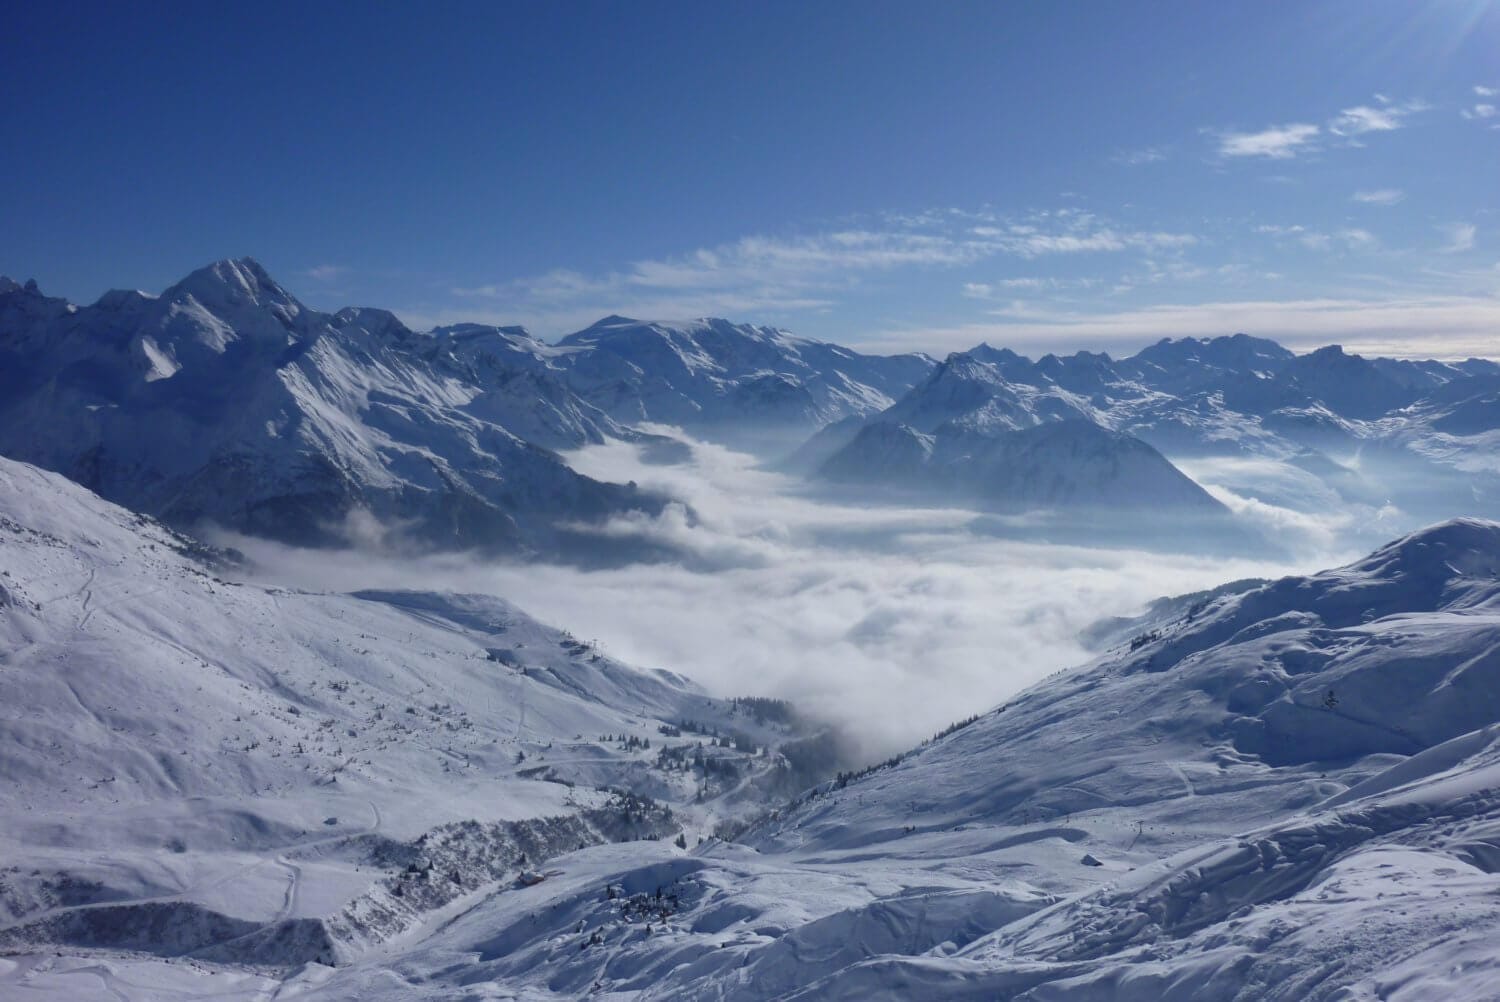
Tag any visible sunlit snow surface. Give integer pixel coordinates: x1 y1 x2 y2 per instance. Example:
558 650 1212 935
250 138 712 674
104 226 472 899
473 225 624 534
311 520 1500 1001
0 457 798 994
7 450 1500 999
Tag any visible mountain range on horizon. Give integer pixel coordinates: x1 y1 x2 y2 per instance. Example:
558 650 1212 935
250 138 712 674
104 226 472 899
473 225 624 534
5 256 1500 558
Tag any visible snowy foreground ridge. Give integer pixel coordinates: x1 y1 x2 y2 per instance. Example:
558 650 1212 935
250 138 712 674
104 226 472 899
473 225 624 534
5 454 1500 998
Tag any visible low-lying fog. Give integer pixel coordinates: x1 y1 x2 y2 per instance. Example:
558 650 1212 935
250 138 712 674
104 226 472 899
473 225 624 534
227 431 1347 759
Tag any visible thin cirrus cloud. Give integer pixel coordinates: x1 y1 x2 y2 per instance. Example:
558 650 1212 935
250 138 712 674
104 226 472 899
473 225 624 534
1214 96 1427 159
304 264 351 282
434 211 1198 333
1112 146 1168 165
1254 224 1377 251
865 294 1500 360
1438 222 1478 254
963 276 1100 299
1352 188 1404 206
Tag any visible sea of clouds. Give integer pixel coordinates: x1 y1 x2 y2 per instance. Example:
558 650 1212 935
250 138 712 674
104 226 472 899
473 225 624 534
226 429 1345 758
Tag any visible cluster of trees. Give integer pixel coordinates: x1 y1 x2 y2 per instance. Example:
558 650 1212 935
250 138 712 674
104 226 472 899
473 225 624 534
730 695 796 725
655 743 745 783
672 719 758 752
600 733 651 750
924 714 980 744
827 714 982 792
593 788 674 833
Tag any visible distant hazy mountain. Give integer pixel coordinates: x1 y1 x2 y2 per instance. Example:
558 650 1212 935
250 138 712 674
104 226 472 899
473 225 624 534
804 334 1500 532
821 419 1227 515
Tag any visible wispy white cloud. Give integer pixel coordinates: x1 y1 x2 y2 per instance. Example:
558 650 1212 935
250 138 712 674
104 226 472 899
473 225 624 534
1215 123 1321 159
861 294 1500 360
1461 103 1497 121
1475 85 1498 98
305 264 351 282
1112 146 1167 165
1212 97 1426 160
1438 222 1477 254
1255 224 1376 252
963 276 1100 299
425 209 1197 334
1328 98 1427 137
1352 188 1404 206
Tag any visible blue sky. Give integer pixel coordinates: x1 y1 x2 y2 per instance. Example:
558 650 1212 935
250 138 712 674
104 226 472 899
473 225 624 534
2 0 1497 357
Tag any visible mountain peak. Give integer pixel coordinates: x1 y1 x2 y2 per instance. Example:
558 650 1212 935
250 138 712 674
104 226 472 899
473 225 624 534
588 314 642 329
166 257 302 315
332 306 414 343
431 322 539 344
0 276 42 296
966 342 1025 363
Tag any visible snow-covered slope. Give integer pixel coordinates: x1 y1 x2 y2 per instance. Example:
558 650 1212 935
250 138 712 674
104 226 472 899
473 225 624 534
267 519 1500 1000
0 456 834 984
0 261 657 555
554 315 935 450
417 322 628 450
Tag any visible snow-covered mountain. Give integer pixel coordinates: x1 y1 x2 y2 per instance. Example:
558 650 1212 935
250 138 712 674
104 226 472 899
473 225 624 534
0 261 947 554
820 419 1228 517
9 439 1500 997
553 315 935 451
804 334 1500 540
276 518 1500 1000
807 349 1232 536
0 260 657 555
0 455 838 979
10 258 1496 560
